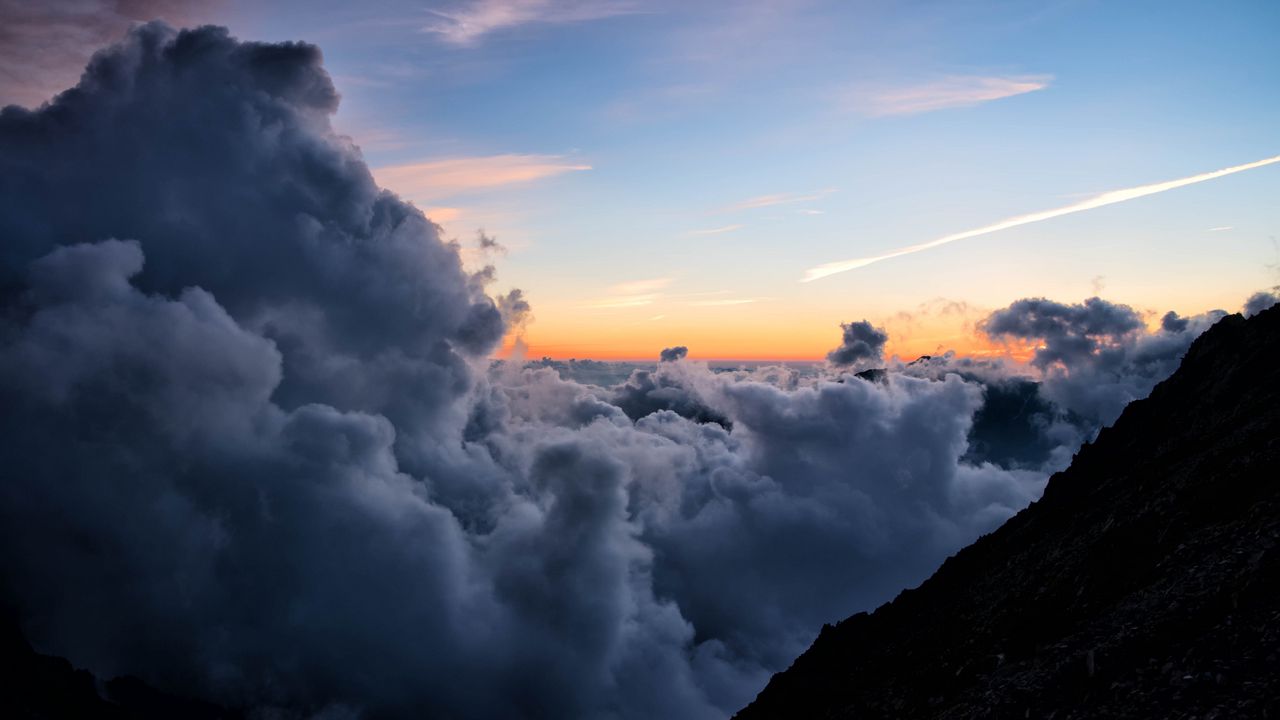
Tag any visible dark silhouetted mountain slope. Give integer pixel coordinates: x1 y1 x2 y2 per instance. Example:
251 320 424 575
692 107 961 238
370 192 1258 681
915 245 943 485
738 305 1280 719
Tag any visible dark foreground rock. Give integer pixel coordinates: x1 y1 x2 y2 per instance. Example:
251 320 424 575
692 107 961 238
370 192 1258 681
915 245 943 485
738 305 1280 719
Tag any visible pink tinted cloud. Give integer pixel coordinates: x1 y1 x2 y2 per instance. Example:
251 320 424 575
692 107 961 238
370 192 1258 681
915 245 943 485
373 154 591 202
853 75 1051 117
0 0 222 107
423 0 639 45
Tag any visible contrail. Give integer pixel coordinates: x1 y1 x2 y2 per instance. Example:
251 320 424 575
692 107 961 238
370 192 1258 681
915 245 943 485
802 154 1280 282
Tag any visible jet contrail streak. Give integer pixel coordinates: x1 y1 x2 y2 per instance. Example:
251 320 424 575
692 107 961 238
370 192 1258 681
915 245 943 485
801 154 1280 282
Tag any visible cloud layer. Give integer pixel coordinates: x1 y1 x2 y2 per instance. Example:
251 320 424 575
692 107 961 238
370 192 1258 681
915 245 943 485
0 24 1259 720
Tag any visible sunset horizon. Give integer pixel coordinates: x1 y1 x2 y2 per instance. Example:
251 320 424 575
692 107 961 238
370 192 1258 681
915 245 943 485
1 2 1277 718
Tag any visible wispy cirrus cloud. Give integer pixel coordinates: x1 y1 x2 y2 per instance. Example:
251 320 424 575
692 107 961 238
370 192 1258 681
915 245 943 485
585 284 761 310
423 0 639 45
373 153 590 203
686 224 744 236
686 296 770 307
585 277 674 309
850 74 1051 117
423 206 463 224
803 153 1280 282
724 188 835 212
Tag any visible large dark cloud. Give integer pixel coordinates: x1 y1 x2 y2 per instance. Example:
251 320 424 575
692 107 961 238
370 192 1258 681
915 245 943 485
0 22 1255 720
0 22 508 478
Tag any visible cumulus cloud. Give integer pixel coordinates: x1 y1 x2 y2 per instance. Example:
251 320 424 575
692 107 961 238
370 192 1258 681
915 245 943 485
0 23 1250 720
981 296 1146 370
0 0 219 107
827 320 888 368
660 345 689 362
1244 288 1279 317
1161 310 1190 333
979 296 1226 429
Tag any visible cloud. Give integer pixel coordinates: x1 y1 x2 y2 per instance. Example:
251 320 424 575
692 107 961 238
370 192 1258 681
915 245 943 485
586 277 674 308
894 294 1248 470
686 297 768 307
978 296 1226 428
372 153 591 203
850 74 1050 117
1244 289 1279 317
981 296 1146 371
423 0 639 45
687 224 744 236
660 346 689 362
803 153 1280 282
0 23 1257 720
0 0 220 108
826 320 889 368
725 188 835 212
424 206 463 223
1161 310 1189 333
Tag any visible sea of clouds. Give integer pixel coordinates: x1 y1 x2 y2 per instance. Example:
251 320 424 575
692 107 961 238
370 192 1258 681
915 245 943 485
1 24 1276 719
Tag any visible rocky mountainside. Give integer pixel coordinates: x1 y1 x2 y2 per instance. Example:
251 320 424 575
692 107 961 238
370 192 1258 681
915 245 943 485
738 305 1280 719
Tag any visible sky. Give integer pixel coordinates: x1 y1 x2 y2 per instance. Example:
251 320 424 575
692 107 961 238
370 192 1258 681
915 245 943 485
6 0 1278 361
3 9 1279 718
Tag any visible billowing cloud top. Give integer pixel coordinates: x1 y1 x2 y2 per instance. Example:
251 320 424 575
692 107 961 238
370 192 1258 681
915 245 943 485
0 22 1261 720
1245 289 1279 318
660 345 689 362
826 320 889 368
981 296 1145 369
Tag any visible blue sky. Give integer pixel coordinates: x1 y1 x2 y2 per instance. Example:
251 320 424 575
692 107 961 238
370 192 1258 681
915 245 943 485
44 0 1280 358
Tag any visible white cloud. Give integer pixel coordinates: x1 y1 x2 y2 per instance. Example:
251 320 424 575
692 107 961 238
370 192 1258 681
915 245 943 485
851 75 1050 117
803 153 1280 282
687 224 744 236
423 0 639 45
685 297 769 307
586 277 675 308
724 188 835 212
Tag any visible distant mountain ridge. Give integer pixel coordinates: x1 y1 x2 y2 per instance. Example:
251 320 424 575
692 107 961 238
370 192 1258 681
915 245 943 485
737 305 1280 718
